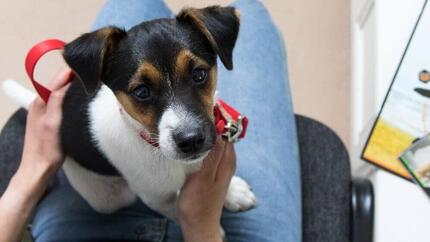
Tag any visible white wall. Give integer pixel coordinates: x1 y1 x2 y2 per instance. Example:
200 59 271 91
372 170 430 242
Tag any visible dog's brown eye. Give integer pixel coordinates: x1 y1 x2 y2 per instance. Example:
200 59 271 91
192 68 208 84
132 85 152 102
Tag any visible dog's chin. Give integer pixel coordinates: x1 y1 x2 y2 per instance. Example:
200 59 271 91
160 148 209 164
182 151 210 164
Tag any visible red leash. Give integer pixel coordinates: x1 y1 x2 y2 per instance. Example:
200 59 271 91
24 39 248 145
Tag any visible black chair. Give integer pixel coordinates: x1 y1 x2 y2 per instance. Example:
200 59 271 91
0 110 374 242
297 115 374 242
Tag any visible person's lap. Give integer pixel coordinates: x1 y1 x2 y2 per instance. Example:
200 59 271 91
30 0 301 241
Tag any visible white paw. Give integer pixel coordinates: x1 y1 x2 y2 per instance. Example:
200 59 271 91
224 176 256 212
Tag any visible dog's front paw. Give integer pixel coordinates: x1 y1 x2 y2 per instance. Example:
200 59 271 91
224 176 256 212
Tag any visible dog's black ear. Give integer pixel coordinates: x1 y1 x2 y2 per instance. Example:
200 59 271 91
177 6 240 70
63 27 126 94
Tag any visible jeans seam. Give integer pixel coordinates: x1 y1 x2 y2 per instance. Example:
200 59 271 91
158 218 168 242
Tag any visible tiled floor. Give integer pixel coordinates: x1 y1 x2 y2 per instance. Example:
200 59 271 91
0 0 350 146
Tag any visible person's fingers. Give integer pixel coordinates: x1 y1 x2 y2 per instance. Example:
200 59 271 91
215 142 236 185
29 96 47 115
47 68 72 90
201 136 227 179
46 83 70 123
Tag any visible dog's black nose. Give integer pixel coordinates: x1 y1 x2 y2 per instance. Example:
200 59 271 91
173 129 205 154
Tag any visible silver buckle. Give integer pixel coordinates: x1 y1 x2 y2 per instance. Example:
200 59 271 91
222 115 244 143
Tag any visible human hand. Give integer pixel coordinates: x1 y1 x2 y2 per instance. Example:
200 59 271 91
13 68 71 201
178 137 236 242
0 68 71 242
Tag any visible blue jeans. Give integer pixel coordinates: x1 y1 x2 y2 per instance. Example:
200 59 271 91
31 0 301 241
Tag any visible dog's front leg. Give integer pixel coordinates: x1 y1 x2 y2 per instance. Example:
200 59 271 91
63 157 136 214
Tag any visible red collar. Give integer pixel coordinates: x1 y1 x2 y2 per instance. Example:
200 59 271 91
119 107 161 147
214 98 248 142
25 39 248 147
139 131 160 147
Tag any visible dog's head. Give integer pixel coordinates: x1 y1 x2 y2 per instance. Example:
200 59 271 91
63 6 240 162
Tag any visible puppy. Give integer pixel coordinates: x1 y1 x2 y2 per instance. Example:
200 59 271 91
56 5 255 224
2 6 256 231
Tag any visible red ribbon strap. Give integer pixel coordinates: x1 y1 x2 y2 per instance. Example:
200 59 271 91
25 39 70 102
